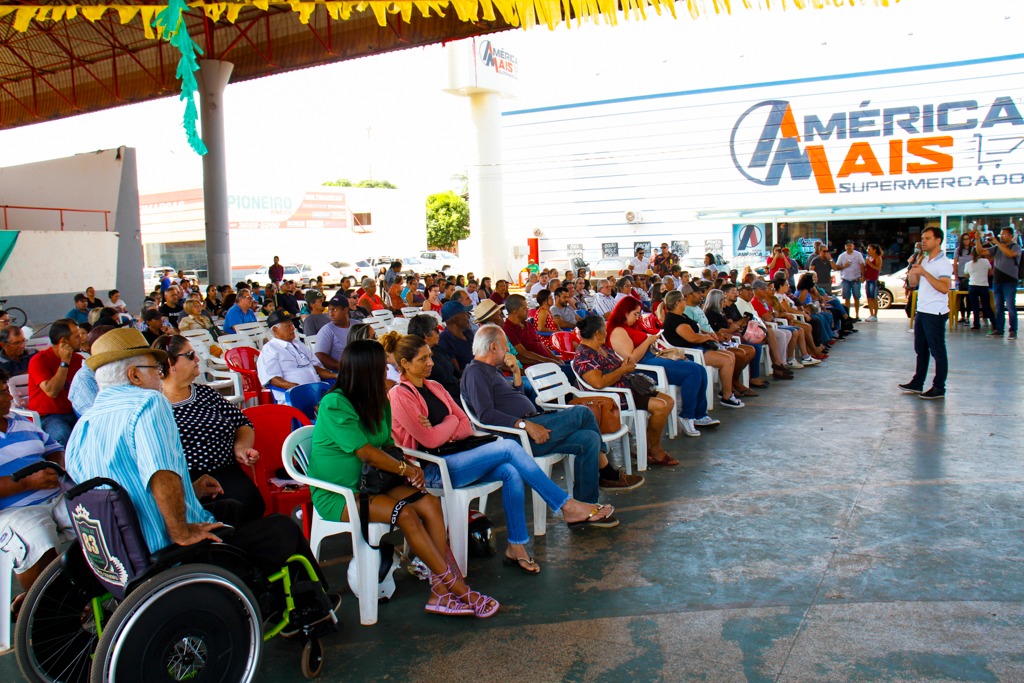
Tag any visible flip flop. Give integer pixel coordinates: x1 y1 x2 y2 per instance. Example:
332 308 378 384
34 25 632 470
567 504 618 529
503 555 541 575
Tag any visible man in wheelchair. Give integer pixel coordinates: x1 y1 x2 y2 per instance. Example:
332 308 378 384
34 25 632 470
27 328 340 679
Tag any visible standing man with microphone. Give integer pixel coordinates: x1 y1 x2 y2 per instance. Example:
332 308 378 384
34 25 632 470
899 227 952 400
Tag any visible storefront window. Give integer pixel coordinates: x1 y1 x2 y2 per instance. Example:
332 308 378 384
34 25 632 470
776 221 827 266
946 214 1023 253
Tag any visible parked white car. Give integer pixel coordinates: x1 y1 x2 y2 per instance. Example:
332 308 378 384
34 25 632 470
877 267 909 309
417 250 461 273
239 263 312 286
144 266 173 292
333 260 376 283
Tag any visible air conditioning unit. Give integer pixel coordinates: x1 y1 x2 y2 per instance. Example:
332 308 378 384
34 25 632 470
532 228 544 237
625 210 642 224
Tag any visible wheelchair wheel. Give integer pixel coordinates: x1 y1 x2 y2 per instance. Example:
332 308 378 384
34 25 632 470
90 563 263 683
15 556 110 683
301 638 324 679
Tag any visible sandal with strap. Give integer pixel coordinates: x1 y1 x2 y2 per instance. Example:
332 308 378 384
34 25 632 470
425 567 474 616
459 590 501 619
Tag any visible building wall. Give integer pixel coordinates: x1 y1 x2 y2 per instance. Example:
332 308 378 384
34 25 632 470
0 148 143 326
501 55 1024 267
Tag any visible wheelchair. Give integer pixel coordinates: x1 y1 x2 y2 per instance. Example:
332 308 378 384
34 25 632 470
11 462 337 683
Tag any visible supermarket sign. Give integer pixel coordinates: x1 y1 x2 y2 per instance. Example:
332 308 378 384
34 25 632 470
730 96 1024 195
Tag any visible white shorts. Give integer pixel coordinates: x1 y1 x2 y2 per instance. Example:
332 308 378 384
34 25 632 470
0 495 75 574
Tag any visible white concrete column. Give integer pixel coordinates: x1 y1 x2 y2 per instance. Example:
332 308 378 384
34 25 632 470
465 91 510 281
197 60 234 287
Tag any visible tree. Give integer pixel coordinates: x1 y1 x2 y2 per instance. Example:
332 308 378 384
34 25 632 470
321 179 397 188
426 190 470 251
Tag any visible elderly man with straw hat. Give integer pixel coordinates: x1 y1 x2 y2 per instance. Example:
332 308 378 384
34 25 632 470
65 328 338 623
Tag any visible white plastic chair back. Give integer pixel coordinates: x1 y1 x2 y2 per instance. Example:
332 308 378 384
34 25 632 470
387 318 410 334
25 337 50 353
371 310 394 324
9 374 30 409
400 306 421 318
217 333 255 350
570 365 649 472
282 427 391 626
180 328 215 346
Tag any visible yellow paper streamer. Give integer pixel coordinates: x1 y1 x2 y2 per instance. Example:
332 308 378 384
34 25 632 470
0 0 898 36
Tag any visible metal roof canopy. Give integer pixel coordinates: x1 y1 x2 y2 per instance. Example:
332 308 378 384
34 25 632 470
0 1 515 128
697 199 1024 222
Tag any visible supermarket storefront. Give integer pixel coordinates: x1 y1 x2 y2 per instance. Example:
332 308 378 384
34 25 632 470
502 54 1024 269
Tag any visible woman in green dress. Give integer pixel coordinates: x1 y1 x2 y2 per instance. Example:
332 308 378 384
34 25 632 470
309 339 499 619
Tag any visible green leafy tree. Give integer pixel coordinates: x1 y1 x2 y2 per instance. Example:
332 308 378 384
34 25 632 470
322 179 353 186
322 179 397 188
426 190 470 251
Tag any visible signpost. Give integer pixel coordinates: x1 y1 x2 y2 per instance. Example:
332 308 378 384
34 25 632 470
602 242 619 257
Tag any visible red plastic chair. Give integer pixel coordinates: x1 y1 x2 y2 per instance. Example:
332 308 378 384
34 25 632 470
224 347 271 405
638 313 663 334
550 331 578 361
242 404 314 538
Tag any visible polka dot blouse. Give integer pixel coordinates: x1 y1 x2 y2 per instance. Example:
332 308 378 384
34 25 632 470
169 383 253 475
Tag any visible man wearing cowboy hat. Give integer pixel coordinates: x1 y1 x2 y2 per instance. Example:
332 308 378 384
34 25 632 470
65 328 338 617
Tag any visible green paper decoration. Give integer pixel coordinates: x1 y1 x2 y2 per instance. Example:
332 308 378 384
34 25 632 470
153 0 208 155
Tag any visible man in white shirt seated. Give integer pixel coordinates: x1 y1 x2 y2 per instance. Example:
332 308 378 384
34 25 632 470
528 272 551 298
256 311 336 401
592 279 617 319
628 247 650 273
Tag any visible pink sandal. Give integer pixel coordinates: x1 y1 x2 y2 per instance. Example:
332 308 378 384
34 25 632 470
424 567 473 616
459 590 500 619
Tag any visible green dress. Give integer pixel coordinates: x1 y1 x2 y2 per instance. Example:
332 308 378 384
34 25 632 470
309 389 394 522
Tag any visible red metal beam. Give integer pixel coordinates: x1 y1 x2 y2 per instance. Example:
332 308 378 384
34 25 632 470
1 42 76 109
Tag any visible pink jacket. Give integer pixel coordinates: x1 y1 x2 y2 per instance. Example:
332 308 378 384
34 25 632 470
389 376 474 450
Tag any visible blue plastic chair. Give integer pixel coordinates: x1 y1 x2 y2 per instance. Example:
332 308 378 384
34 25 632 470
284 382 332 423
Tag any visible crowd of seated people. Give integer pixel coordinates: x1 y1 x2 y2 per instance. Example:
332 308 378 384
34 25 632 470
0 254 864 630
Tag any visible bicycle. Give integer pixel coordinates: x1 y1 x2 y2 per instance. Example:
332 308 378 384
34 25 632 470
0 298 28 328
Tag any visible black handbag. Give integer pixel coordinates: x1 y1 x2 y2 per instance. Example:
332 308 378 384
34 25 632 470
422 433 498 456
359 445 409 495
626 371 658 397
701 340 721 352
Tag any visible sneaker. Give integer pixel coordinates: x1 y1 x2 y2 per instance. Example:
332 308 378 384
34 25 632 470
958 319 970 326
719 395 745 409
679 417 701 437
1010 332 1017 341
786 358 804 369
801 356 821 366
987 331 1003 337
898 382 923 394
919 387 945 400
599 470 645 491
868 315 879 322
694 415 721 427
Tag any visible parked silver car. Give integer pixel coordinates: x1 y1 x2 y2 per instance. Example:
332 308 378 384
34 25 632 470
877 267 909 308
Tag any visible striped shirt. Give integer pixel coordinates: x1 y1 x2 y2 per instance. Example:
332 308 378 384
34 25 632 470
0 413 63 510
66 385 214 554
69 365 98 416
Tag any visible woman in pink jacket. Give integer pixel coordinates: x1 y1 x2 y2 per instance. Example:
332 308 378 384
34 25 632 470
389 335 613 575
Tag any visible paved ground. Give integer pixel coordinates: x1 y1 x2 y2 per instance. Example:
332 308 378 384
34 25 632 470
4 308 1023 682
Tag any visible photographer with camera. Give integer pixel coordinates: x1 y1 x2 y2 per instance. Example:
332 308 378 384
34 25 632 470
976 227 1021 341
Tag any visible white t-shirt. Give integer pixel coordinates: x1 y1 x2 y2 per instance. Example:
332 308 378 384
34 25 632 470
628 256 650 272
916 252 953 315
963 258 992 288
836 250 866 281
529 281 549 297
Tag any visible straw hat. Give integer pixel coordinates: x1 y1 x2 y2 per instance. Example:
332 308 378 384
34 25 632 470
473 299 501 323
86 328 167 371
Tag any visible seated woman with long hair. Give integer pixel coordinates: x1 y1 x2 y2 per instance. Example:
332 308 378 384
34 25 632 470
795 273 835 347
701 289 764 392
390 335 614 574
606 296 717 436
660 290 744 409
533 289 559 351
572 316 681 463
309 340 499 618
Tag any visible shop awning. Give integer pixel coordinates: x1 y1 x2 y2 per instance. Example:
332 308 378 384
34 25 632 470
698 198 1024 221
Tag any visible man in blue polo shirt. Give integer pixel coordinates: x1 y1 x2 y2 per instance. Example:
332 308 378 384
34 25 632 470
222 289 257 334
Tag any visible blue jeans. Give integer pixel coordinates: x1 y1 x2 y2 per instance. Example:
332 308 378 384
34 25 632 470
992 281 1018 333
528 406 600 504
41 412 77 447
967 285 993 327
812 313 833 342
423 439 569 545
911 311 948 392
640 351 709 419
746 343 763 379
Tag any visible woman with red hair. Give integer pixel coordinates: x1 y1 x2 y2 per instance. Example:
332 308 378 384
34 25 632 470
606 297 717 438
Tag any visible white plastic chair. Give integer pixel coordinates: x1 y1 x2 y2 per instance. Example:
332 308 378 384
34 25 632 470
9 373 31 410
180 328 215 347
525 362 633 468
400 306 421 318
371 310 395 324
422 311 442 326
233 321 270 349
402 447 501 578
24 337 50 353
11 407 42 425
571 367 650 473
368 319 388 337
656 335 717 411
387 318 410 334
281 426 392 626
216 333 256 350
460 398 572 537
0 553 11 652
195 357 244 404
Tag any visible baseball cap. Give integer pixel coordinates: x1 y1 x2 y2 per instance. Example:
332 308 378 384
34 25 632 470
327 294 347 308
751 280 768 291
441 300 472 322
681 283 696 296
266 310 294 328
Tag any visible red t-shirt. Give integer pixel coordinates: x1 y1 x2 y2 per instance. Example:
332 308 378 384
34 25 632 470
751 297 771 317
503 319 552 363
489 292 507 305
28 346 82 415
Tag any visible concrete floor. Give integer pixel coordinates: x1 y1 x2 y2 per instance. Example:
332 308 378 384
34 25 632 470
3 308 1023 681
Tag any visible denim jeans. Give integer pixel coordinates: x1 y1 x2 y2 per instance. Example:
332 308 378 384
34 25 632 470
992 281 1018 333
640 351 709 419
967 285 993 327
746 343 763 379
911 311 948 392
41 412 77 447
528 406 600 504
423 439 570 545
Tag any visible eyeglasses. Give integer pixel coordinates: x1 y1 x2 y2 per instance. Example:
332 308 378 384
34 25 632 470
172 351 197 361
134 364 162 371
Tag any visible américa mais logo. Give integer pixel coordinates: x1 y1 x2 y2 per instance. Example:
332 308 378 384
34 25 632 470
730 97 1024 194
478 40 518 79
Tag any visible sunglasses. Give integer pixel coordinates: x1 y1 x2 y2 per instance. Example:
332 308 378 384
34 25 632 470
172 351 197 361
